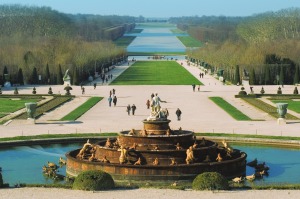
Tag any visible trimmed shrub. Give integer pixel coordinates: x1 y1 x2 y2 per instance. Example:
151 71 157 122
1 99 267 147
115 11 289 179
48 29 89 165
192 172 229 190
72 170 115 191
260 87 265 94
293 87 298 95
32 87 36 94
14 87 19 95
238 87 247 95
277 87 282 94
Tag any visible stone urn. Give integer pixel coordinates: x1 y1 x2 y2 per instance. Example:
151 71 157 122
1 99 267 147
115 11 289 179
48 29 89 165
25 102 37 119
276 103 288 118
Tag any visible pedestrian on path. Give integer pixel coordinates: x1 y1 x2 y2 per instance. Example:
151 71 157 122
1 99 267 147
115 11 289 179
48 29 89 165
192 84 196 92
113 96 117 107
81 87 85 94
176 108 182 121
198 85 200 92
108 96 112 107
94 83 97 89
112 88 116 95
126 104 131 115
131 104 136 115
146 99 150 109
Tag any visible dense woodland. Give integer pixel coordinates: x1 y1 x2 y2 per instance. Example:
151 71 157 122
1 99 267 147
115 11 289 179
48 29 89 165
170 8 300 85
0 5 135 85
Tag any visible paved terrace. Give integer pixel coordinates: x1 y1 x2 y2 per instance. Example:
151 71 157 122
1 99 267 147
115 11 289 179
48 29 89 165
1 60 300 138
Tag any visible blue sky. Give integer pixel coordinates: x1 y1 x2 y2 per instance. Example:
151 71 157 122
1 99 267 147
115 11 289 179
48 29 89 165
1 0 300 18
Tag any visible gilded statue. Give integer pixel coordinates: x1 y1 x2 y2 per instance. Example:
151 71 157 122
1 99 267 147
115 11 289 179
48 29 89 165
185 146 195 164
216 153 223 162
118 146 128 164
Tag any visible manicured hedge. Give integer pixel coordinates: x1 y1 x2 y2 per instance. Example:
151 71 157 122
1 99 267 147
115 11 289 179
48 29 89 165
73 170 115 191
192 172 229 190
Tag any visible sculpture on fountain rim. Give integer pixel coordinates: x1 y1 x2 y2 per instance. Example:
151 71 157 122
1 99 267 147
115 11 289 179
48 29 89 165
147 93 168 121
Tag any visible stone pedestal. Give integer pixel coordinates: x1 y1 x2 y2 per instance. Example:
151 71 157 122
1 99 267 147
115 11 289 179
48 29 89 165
64 80 71 86
26 118 36 124
25 102 37 119
277 118 286 125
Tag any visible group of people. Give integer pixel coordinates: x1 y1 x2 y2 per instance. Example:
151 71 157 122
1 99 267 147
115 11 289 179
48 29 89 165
101 74 113 84
127 104 137 115
108 89 117 107
192 84 201 92
199 72 205 78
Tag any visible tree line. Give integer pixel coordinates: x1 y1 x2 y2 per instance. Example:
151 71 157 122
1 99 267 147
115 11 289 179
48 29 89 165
0 5 136 86
171 8 300 85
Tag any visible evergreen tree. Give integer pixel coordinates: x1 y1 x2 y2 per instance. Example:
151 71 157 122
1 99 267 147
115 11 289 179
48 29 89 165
72 67 79 85
31 67 39 84
264 65 271 85
45 63 51 84
249 68 256 85
279 66 284 86
17 68 24 85
0 75 3 86
3 66 8 82
234 65 240 85
57 64 63 85
294 65 299 85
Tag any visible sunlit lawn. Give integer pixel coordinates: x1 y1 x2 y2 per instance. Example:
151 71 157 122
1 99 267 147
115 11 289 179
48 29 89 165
111 61 202 85
210 97 252 121
271 99 300 113
0 98 40 113
177 36 203 47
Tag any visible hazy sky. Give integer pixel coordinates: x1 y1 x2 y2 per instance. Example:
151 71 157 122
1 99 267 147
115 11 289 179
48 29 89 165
1 0 300 18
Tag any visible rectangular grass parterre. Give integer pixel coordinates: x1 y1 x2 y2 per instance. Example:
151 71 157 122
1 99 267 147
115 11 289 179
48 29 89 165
209 97 252 121
111 61 202 85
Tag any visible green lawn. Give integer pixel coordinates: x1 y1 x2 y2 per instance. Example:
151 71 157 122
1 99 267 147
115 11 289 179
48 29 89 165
111 61 202 85
0 98 40 113
210 97 252 121
271 99 300 113
61 97 102 120
177 36 203 47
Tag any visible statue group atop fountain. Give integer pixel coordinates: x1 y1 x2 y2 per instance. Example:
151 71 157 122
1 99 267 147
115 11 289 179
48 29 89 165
147 93 168 121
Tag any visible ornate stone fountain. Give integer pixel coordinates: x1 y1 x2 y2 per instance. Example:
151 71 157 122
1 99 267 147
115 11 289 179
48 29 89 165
66 94 247 181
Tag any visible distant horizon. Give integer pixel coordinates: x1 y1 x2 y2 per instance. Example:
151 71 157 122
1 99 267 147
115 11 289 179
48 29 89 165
1 0 300 18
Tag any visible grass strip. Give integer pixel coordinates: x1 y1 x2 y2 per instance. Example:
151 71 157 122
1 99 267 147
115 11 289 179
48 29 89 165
271 99 300 114
114 36 136 47
111 61 201 85
177 36 203 47
209 97 252 121
0 98 40 113
0 133 117 142
242 98 299 120
60 97 102 121
14 96 73 119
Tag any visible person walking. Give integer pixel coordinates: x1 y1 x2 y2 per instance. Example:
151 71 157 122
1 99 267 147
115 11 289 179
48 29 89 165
81 87 85 94
192 84 196 92
93 83 97 89
131 104 137 115
176 108 182 121
108 96 112 107
113 96 117 107
126 104 131 115
146 99 150 109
